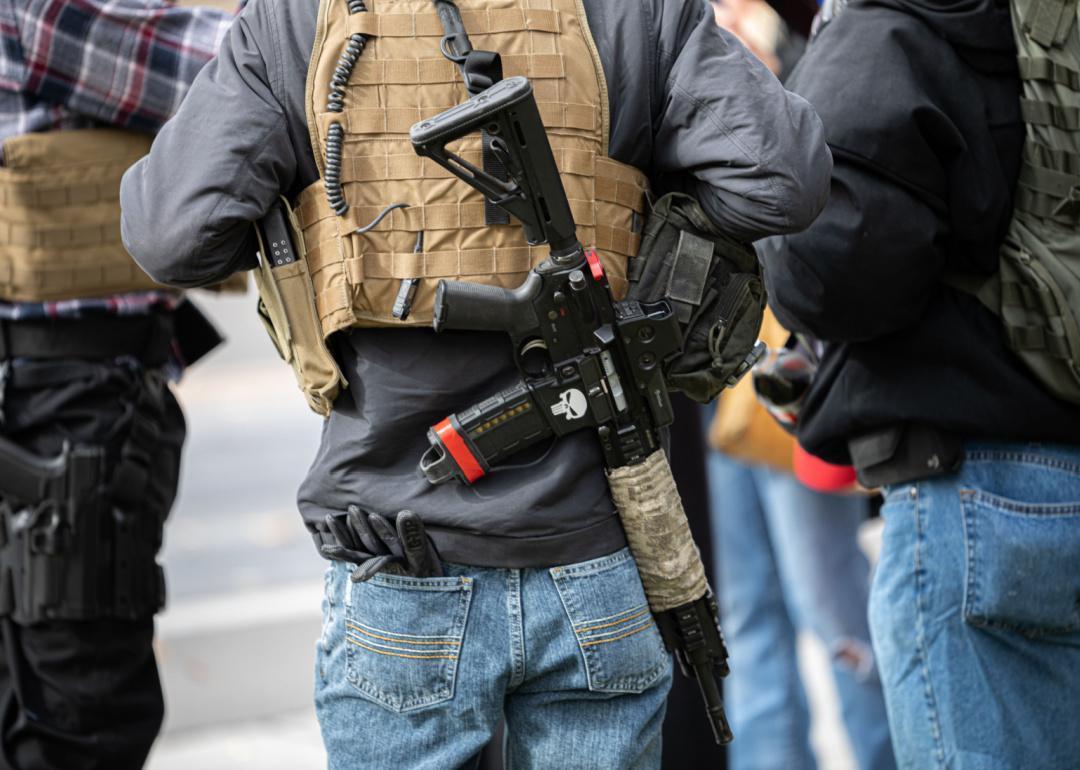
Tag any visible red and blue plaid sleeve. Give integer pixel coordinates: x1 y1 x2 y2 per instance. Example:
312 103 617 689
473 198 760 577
4 0 233 132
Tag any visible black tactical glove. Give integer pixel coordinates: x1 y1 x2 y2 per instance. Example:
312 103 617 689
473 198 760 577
320 506 443 582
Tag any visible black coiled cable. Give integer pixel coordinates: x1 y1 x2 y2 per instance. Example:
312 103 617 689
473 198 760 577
324 0 369 216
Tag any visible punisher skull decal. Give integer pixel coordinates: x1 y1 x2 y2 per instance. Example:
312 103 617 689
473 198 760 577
551 388 588 421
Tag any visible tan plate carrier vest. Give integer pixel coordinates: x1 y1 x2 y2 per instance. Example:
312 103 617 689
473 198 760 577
301 0 650 333
0 128 246 303
0 129 171 302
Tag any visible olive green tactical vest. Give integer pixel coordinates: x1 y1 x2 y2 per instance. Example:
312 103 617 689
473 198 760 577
300 0 650 334
953 0 1080 404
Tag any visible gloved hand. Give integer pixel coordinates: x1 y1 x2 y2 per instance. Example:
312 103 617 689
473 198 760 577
320 506 443 582
751 340 816 434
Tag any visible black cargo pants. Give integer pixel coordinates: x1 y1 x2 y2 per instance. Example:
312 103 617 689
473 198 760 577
0 358 185 770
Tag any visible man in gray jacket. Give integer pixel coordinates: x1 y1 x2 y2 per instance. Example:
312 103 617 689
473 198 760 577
121 0 829 765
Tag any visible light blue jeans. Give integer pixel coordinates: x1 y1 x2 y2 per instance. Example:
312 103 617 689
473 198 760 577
869 441 1080 770
707 453 896 770
314 548 673 770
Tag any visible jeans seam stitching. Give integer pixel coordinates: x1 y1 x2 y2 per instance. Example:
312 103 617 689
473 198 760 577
548 547 631 577
508 569 525 689
961 488 1080 516
578 622 652 647
551 572 603 691
964 451 1080 476
961 494 979 626
913 485 948 769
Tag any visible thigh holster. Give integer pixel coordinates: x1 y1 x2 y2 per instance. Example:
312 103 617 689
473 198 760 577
0 438 166 625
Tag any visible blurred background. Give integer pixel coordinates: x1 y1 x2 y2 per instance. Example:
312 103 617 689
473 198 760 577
144 291 327 769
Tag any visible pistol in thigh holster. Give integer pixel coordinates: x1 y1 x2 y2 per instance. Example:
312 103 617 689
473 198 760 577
0 437 165 625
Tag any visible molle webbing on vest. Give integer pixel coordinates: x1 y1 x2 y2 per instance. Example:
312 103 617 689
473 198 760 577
302 0 649 333
988 0 1080 405
0 129 171 302
1012 0 1080 223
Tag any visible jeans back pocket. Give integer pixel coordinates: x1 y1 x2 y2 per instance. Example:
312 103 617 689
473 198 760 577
551 549 670 694
345 572 473 712
961 488 1080 637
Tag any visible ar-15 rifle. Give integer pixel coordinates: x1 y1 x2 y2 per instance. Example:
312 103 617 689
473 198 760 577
410 75 733 744
412 77 679 483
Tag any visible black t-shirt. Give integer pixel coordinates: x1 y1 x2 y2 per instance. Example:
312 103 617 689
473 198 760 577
298 328 623 566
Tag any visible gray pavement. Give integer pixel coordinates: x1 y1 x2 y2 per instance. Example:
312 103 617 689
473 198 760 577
150 292 327 765
147 581 325 769
164 292 325 600
148 710 324 770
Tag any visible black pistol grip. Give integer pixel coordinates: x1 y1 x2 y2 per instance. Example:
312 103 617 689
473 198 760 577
433 274 542 339
0 436 69 506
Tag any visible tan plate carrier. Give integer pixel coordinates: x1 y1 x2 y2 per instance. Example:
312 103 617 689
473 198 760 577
0 129 171 302
0 128 247 302
300 0 650 334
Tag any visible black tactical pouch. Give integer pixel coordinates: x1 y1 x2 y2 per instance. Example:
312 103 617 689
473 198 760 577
627 192 766 403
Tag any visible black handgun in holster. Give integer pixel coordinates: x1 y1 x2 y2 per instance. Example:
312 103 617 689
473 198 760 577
0 436 164 624
410 76 733 743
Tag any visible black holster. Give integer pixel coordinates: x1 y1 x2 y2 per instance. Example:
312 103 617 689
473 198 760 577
848 424 964 488
0 431 166 625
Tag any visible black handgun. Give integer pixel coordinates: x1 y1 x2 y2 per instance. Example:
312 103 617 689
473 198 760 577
0 437 106 620
0 437 102 523
410 76 733 744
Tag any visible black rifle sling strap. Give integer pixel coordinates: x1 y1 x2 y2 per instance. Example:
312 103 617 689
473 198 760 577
431 0 509 225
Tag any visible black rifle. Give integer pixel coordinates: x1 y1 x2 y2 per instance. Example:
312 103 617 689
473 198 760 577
410 76 733 743
412 76 679 482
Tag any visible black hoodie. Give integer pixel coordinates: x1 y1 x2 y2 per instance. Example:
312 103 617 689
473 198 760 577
759 0 1080 464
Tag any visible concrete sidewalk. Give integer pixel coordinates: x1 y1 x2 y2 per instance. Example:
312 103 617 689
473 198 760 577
145 581 326 770
148 710 324 770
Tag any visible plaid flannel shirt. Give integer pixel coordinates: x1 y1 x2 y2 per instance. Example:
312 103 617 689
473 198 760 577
0 0 233 322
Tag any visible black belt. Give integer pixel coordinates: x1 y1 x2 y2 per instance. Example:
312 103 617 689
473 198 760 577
0 314 173 367
308 521 337 554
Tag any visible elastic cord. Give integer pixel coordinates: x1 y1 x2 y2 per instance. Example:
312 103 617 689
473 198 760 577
324 0 370 216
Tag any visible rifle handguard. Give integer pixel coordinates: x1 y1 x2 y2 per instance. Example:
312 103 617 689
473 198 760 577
606 449 708 612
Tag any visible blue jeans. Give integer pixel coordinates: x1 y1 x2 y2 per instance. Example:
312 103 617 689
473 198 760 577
869 441 1080 770
707 453 895 770
315 548 673 770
